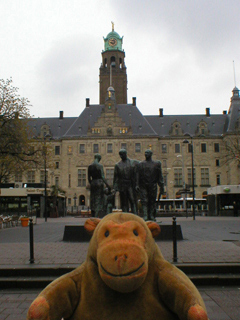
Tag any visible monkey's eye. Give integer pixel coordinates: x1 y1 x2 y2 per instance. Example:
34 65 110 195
105 230 110 237
133 229 138 236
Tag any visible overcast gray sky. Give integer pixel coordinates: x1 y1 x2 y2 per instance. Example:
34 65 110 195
1 0 239 118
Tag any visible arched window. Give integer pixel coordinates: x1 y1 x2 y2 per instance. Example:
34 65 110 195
110 56 116 67
79 195 85 206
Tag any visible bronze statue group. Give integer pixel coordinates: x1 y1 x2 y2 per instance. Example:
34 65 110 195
88 149 164 221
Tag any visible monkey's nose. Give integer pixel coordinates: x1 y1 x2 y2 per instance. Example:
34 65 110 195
114 254 128 262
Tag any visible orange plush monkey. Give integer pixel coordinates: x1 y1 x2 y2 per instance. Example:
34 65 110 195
27 213 209 320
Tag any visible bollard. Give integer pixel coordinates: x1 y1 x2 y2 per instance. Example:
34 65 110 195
172 216 178 263
29 218 34 264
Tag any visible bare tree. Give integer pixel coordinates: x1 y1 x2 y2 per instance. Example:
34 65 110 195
0 78 42 182
221 129 240 166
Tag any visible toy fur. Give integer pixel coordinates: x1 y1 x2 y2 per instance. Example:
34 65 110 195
27 213 209 320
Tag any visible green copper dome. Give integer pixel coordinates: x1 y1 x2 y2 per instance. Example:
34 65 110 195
104 23 123 51
106 31 121 40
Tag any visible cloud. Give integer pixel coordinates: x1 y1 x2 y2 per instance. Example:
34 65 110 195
0 0 239 117
38 34 99 97
108 0 240 114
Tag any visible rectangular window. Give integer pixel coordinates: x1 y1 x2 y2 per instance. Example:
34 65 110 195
92 128 101 134
216 159 220 167
175 144 180 153
201 168 209 186
106 168 114 186
121 143 127 150
27 171 35 183
40 170 48 184
15 172 22 182
79 144 85 153
68 174 71 188
201 143 207 153
55 161 59 169
187 168 196 186
55 176 59 187
174 168 182 186
107 143 113 153
55 146 60 155
188 143 192 153
78 169 86 187
216 174 221 185
214 143 220 152
68 198 71 206
162 144 167 153
93 144 99 153
135 143 141 153
162 159 167 168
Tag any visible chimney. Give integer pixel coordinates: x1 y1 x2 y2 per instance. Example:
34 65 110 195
206 107 210 117
59 111 64 119
132 97 136 106
159 108 163 117
223 110 227 115
86 98 90 107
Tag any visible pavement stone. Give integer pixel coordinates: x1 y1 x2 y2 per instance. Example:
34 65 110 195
0 287 239 320
0 215 239 319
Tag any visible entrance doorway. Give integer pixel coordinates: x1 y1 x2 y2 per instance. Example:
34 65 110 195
79 195 85 206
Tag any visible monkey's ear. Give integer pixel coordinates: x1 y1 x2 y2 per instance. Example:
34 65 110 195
84 218 101 235
146 221 161 238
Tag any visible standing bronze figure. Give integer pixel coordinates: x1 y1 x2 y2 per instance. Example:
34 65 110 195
88 154 110 217
113 149 138 214
136 150 164 221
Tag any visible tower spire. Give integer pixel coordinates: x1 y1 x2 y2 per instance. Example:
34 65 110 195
100 25 127 104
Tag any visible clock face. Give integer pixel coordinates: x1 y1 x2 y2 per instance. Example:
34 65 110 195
108 38 117 47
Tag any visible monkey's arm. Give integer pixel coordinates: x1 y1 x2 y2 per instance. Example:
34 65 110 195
27 263 85 320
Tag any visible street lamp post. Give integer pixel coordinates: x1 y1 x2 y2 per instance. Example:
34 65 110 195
177 153 186 212
74 193 77 213
190 138 196 220
183 136 196 220
43 134 51 222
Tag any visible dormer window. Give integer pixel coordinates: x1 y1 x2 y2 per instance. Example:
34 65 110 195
170 121 182 136
92 128 101 134
197 121 208 136
120 127 128 134
40 124 50 138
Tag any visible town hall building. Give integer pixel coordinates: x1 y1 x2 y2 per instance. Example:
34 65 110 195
1 24 240 217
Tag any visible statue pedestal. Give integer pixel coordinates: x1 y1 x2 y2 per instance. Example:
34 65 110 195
63 224 183 242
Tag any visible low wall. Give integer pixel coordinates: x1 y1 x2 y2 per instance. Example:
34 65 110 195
63 224 183 242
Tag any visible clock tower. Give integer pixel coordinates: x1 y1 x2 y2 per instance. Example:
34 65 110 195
99 23 127 104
